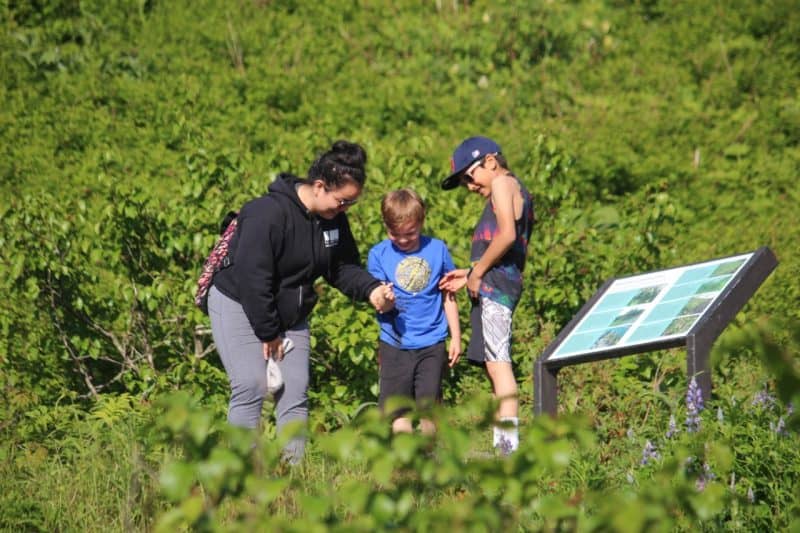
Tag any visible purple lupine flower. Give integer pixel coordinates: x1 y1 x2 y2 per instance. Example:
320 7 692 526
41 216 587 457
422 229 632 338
496 435 514 456
665 414 678 438
696 476 708 491
695 462 715 492
747 486 755 503
686 377 704 433
703 462 716 481
770 416 787 436
752 389 776 408
640 440 660 466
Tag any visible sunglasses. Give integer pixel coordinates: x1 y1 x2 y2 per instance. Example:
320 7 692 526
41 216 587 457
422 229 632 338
326 187 358 207
336 197 358 207
461 159 483 184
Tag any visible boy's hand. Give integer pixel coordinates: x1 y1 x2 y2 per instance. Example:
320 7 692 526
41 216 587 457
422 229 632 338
466 270 482 299
369 282 395 313
448 338 461 367
438 269 468 293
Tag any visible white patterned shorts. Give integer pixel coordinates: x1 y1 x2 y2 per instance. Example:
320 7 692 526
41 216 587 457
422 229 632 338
467 296 513 364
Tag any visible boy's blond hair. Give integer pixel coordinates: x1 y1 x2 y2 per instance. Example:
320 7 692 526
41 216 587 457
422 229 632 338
381 189 425 229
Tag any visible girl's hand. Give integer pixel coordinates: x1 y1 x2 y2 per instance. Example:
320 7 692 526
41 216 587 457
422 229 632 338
438 269 468 293
262 338 286 361
370 283 395 313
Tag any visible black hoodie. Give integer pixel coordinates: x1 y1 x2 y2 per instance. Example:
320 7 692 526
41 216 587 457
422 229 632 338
212 174 381 342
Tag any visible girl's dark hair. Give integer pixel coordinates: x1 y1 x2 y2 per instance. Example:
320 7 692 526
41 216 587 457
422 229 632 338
307 140 367 189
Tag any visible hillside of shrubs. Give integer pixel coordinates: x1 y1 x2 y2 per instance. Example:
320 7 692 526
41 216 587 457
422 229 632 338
1 0 798 530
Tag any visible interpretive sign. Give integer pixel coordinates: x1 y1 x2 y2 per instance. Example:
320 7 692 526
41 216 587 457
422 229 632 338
534 247 778 416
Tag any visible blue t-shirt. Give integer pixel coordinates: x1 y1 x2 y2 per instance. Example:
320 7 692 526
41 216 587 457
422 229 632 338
367 236 455 350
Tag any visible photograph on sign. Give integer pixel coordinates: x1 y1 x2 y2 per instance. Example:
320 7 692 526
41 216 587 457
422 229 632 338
549 253 753 361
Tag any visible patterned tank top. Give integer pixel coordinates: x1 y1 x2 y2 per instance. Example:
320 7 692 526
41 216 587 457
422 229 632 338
470 175 535 310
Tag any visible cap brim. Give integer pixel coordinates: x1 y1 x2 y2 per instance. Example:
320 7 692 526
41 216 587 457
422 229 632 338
440 171 463 190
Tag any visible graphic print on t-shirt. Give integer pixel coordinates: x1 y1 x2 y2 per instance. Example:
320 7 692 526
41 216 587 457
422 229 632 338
394 256 431 294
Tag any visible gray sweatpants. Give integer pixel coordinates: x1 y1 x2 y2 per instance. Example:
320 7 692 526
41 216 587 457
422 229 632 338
208 285 311 462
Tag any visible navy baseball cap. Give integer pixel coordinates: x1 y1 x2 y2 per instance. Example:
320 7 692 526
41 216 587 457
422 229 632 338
441 136 501 190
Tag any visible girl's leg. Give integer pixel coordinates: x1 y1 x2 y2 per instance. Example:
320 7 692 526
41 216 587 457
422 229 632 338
274 322 311 463
208 286 267 429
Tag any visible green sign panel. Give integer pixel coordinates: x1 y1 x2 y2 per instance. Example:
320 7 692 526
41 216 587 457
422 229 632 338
549 253 753 361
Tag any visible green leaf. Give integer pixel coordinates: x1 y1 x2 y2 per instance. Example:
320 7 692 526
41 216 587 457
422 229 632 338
159 461 195 502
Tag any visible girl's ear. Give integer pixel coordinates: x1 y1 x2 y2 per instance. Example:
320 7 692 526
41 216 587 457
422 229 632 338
311 179 326 195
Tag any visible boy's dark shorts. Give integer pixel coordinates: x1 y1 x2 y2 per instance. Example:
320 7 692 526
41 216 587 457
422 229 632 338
378 340 446 418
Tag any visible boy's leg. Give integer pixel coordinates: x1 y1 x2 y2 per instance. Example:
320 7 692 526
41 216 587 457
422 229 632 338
412 341 447 435
378 341 415 433
418 419 436 435
480 298 519 453
392 417 414 433
485 361 518 418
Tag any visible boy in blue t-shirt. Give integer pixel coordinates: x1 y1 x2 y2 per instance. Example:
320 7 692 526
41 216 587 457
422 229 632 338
367 188 461 434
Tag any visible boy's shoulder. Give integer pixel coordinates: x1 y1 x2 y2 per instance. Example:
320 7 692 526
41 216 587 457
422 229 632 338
368 238 393 254
420 234 448 250
489 172 522 191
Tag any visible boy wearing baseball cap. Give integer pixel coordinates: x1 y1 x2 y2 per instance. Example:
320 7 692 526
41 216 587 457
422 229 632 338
439 136 535 455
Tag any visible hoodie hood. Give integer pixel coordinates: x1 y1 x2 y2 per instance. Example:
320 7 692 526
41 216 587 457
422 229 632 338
267 173 309 216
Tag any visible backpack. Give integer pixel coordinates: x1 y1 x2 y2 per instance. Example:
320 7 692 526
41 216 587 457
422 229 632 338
195 210 239 314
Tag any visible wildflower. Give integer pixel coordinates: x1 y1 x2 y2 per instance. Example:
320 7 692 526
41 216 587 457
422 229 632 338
686 377 704 433
695 462 715 492
703 462 716 481
496 435 514 456
626 427 635 439
640 440 660 466
717 406 724 423
787 403 794 416
769 416 787 436
747 486 755 503
666 414 678 439
626 471 635 484
751 389 776 409
729 471 736 491
696 476 708 491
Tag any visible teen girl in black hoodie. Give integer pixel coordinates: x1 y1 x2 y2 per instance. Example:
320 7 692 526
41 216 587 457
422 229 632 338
209 140 394 462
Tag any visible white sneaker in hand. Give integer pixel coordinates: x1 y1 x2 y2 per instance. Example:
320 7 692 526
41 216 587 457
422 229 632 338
266 358 284 395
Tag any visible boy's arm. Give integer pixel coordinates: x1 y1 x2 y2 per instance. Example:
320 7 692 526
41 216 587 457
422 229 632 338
438 268 469 292
467 175 518 296
443 290 461 367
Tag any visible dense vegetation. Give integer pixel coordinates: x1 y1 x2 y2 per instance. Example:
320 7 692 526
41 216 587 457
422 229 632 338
1 0 798 530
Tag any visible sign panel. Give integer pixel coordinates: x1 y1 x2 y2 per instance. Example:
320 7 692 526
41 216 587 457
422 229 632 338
548 253 753 361
535 247 778 416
